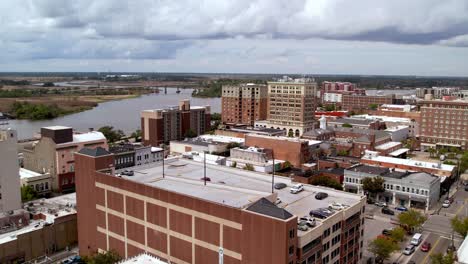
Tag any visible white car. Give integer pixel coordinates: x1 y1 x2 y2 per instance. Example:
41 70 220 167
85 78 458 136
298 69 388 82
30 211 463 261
442 200 451 208
290 184 304 194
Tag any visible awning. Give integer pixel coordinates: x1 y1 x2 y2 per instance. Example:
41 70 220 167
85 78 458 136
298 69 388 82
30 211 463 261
436 142 461 148
410 196 428 203
395 193 410 200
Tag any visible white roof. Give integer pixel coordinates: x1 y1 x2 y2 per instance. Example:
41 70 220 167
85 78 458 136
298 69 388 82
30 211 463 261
19 168 43 179
43 125 71 130
362 154 455 172
389 148 410 156
375 141 401 150
199 134 244 144
72 131 106 143
458 236 468 264
352 114 412 123
307 140 323 146
151 147 163 152
385 125 409 132
118 253 167 264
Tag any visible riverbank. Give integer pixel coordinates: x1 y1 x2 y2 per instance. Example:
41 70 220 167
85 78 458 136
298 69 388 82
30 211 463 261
0 94 141 120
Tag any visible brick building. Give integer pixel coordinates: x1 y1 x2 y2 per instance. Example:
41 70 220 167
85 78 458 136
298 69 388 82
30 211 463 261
221 83 268 126
141 100 211 146
22 126 108 193
341 95 395 111
75 149 366 264
244 134 313 167
419 99 468 150
320 82 365 106
260 76 318 136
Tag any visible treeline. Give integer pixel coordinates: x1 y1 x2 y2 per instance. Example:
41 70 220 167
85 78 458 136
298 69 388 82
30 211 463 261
192 79 267 98
0 79 31 86
0 89 49 98
10 102 76 120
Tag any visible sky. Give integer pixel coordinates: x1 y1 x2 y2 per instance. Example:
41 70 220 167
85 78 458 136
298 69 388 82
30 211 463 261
1 0 468 76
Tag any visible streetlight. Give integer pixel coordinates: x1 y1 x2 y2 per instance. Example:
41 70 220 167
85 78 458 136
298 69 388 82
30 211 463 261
271 151 275 193
162 144 165 178
204 151 207 186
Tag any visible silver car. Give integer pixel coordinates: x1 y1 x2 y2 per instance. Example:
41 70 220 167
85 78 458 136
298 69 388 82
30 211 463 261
403 244 416 255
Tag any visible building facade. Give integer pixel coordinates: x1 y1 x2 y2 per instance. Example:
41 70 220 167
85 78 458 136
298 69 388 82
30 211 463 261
341 95 395 111
266 77 318 136
344 165 440 210
320 82 365 105
75 150 366 264
22 126 108 193
419 99 468 150
19 168 52 197
141 100 211 147
0 129 21 212
221 84 268 125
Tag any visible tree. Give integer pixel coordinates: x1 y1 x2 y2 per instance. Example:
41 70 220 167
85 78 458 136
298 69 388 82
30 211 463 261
21 185 37 202
226 142 241 150
431 251 455 264
428 147 437 158
42 82 55 87
230 161 237 168
211 112 221 121
368 236 399 263
288 130 294 137
243 163 254 171
324 104 335 111
310 175 343 190
283 161 292 169
342 123 352 128
451 216 468 237
398 209 427 233
98 126 125 143
130 129 142 142
82 250 121 264
369 103 378 110
337 150 349 156
389 227 405 242
361 177 385 196
184 128 197 138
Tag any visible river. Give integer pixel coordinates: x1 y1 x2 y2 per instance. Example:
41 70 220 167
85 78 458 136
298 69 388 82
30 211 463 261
5 88 221 139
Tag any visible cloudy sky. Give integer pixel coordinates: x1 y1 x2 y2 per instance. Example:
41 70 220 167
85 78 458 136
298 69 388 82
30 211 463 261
1 0 468 76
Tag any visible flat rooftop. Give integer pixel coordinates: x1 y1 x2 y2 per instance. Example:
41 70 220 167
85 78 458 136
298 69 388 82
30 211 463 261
362 154 455 172
115 159 363 228
375 141 402 150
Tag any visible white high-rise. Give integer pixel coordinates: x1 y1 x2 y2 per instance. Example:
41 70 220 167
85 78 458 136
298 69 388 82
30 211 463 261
0 128 21 212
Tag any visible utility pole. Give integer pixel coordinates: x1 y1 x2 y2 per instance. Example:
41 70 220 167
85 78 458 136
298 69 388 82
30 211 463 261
204 151 207 186
271 151 275 193
162 145 165 178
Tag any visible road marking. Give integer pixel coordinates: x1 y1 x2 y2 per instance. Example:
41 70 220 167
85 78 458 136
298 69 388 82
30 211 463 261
455 198 468 216
422 237 441 264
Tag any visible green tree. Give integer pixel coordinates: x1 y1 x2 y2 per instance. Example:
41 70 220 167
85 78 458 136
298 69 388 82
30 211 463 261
243 163 254 171
342 123 352 128
310 175 343 190
82 250 121 264
428 147 437 158
21 185 37 202
324 104 336 111
211 112 221 121
288 130 294 137
230 161 237 168
226 142 241 150
368 236 399 263
283 161 292 169
98 126 125 143
430 251 455 264
369 103 378 110
337 150 349 156
130 129 142 142
398 209 427 233
389 227 405 242
361 177 385 196
184 128 197 138
42 82 55 87
451 216 468 237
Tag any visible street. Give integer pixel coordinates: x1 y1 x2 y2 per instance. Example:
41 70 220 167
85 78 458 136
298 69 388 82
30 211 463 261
363 184 468 264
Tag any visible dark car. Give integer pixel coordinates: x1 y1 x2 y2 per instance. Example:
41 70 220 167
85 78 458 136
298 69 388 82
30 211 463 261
274 183 287 190
382 207 395 215
315 192 328 200
382 229 393 235
395 206 408 212
200 177 211 182
465 185 468 191
309 210 328 219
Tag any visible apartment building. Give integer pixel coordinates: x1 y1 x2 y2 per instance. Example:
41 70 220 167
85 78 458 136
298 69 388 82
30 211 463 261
110 143 164 170
419 99 468 150
221 83 268 125
341 95 395 111
416 87 461 99
321 82 365 105
344 164 440 210
0 129 21 212
264 76 318 136
141 100 211 146
19 168 52 197
75 148 366 264
22 126 108 192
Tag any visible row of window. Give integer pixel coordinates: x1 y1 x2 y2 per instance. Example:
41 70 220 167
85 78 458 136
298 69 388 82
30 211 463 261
30 182 49 192
345 177 430 196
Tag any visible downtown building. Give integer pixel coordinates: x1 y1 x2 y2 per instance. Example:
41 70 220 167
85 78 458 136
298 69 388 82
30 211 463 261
75 148 366 264
341 94 395 111
419 99 468 150
221 83 268 126
256 76 318 137
0 128 21 212
141 100 211 146
320 82 365 106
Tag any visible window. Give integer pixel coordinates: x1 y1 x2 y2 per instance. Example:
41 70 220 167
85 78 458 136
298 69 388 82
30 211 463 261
323 241 330 252
323 228 331 238
288 246 294 256
45 182 49 190
289 229 295 239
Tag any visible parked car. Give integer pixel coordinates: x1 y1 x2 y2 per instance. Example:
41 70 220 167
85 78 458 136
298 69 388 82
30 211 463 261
382 207 395 215
315 192 328 200
122 170 134 176
403 244 416 255
421 242 431 252
290 184 304 194
442 200 451 208
465 185 468 191
395 206 408 211
410 233 423 246
376 201 387 207
200 177 211 182
382 229 393 236
300 216 316 227
309 210 328 219
297 221 309 231
274 182 287 190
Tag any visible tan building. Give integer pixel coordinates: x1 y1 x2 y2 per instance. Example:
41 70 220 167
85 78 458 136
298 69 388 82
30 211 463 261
419 99 468 150
341 94 395 111
22 126 108 193
141 100 211 147
260 77 317 137
221 83 268 126
0 129 21 212
19 168 52 197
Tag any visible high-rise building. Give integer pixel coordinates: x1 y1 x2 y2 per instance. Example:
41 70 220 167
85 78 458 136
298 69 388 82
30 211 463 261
75 149 365 264
419 99 468 150
0 129 21 212
22 126 108 192
141 100 211 146
263 76 318 136
221 83 268 125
